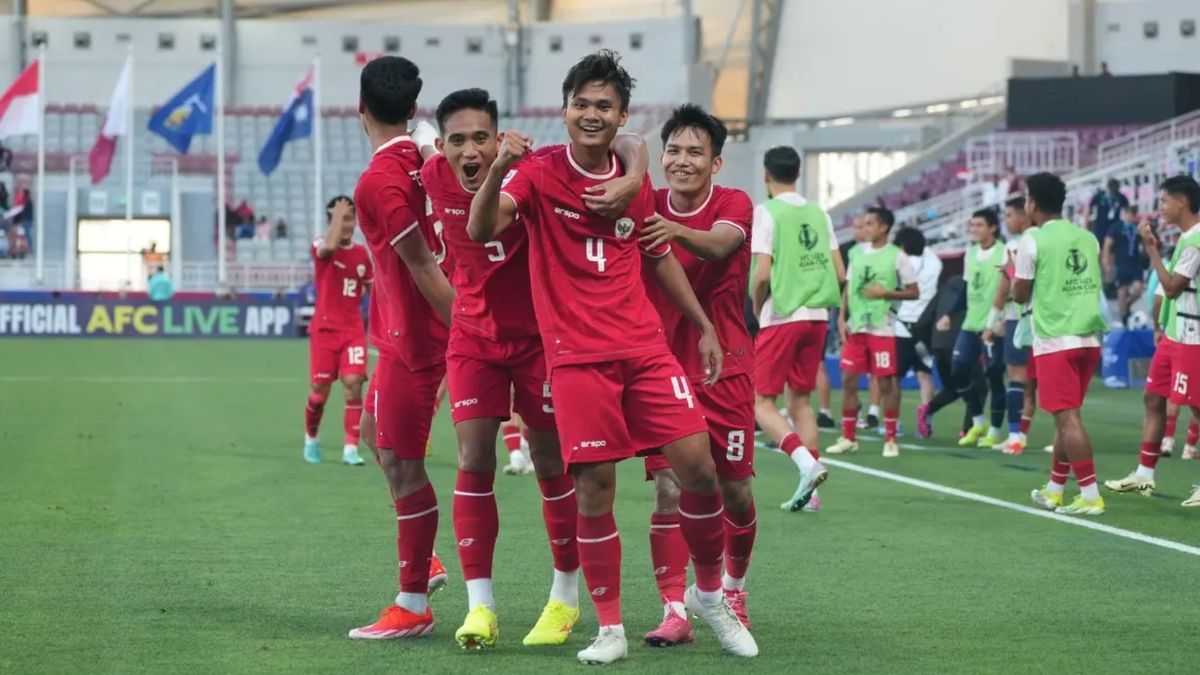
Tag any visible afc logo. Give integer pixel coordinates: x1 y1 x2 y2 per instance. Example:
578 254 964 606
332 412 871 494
1066 247 1088 275
798 222 819 250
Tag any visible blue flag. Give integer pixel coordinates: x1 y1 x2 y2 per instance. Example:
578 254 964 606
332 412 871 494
258 70 314 176
147 64 215 154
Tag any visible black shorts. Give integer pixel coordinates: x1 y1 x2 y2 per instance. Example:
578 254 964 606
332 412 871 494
897 335 932 378
1115 268 1144 288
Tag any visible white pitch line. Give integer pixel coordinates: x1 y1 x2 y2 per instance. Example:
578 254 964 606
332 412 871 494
0 375 302 384
818 455 1200 558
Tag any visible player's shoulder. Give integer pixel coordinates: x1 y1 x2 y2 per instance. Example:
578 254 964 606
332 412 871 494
418 152 447 182
712 184 753 213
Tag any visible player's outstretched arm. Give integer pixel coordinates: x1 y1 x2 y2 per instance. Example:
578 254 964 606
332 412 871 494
750 253 772 318
393 230 455 326
467 130 530 243
640 215 743 261
582 133 648 219
649 252 723 384
832 247 847 286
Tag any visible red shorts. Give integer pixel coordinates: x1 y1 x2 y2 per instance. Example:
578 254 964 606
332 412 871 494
446 327 554 431
551 351 708 468
754 321 827 395
645 373 756 481
1168 343 1200 407
1145 338 1178 399
309 329 368 383
1034 347 1100 413
840 333 898 377
365 354 446 459
1026 350 1038 382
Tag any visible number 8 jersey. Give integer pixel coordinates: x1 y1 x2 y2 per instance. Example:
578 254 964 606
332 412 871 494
500 144 671 368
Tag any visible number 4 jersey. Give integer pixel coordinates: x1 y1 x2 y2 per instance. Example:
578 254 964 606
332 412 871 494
310 240 372 334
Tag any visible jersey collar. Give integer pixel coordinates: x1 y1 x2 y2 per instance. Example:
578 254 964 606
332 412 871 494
374 134 413 156
667 184 714 218
566 146 618 181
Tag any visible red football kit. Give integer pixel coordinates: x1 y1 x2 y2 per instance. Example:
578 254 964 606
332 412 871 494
308 241 372 384
499 145 707 466
643 185 756 480
421 153 554 431
355 135 448 458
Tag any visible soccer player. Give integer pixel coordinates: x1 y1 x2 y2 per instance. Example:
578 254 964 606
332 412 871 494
634 105 757 645
421 87 649 648
985 196 1036 454
303 196 372 466
346 56 457 640
1104 175 1200 507
828 206 918 458
469 50 757 664
747 145 843 512
1017 172 1109 516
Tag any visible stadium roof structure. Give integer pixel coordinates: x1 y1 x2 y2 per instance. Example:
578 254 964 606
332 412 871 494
25 0 507 19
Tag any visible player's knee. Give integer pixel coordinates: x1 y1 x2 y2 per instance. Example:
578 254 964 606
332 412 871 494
457 443 495 473
341 377 364 400
310 382 331 398
720 478 753 514
1143 389 1166 411
653 470 681 514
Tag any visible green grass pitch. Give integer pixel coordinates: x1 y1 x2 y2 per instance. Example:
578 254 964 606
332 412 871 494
2 339 1199 673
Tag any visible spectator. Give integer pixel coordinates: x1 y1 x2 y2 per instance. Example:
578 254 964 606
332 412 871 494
147 266 174 302
0 224 7 257
8 222 29 258
13 188 32 253
1088 178 1128 244
0 142 11 170
0 182 8 211
1100 61 1112 77
1103 204 1147 325
254 215 271 241
274 216 288 240
234 199 255 226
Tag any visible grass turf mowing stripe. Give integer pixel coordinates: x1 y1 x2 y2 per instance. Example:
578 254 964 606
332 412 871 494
0 375 304 384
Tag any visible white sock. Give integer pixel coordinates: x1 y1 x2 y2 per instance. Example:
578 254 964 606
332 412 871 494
508 449 523 461
549 568 579 607
789 445 817 473
1019 432 1028 444
868 405 881 418
695 587 722 605
395 591 428 614
305 434 317 443
343 444 358 454
665 601 687 618
1135 465 1155 480
599 623 625 634
1045 481 1064 495
990 426 1003 438
820 408 832 417
1080 482 1100 501
1162 437 1176 451
723 573 745 591
466 578 494 610
1007 431 1021 442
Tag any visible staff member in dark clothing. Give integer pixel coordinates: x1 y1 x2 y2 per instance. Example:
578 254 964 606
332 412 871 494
1103 204 1147 325
1089 178 1128 245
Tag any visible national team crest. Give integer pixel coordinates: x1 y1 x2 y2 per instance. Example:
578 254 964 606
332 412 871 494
615 217 635 239
356 264 366 277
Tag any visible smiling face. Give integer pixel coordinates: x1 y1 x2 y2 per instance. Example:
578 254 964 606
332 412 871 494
436 108 498 192
661 125 722 196
563 81 628 151
969 216 993 244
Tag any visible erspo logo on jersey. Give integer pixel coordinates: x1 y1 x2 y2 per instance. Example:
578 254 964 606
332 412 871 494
0 299 296 338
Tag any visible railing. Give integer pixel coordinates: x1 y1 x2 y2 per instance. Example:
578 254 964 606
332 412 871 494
1096 109 1200 167
966 131 1079 177
181 262 309 292
0 260 66 289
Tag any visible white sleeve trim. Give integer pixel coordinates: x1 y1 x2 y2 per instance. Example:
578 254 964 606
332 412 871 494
641 243 672 258
389 221 420 246
713 220 748 242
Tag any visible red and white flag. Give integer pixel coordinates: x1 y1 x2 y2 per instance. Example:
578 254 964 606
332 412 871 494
89 56 132 185
0 59 40 139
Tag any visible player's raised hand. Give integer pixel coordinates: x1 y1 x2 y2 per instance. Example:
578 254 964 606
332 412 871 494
495 130 532 170
1137 219 1159 250
582 174 640 219
639 214 683 250
698 326 724 385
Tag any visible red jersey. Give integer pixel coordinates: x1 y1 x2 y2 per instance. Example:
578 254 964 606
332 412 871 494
354 135 448 370
310 240 372 333
645 185 754 380
500 144 669 368
420 154 538 340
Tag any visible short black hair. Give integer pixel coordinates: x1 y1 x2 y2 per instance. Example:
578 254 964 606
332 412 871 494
360 56 422 125
325 195 353 221
435 88 498 134
972 208 1000 229
1162 175 1200 214
893 226 926 256
866 206 895 230
1005 196 1025 211
660 104 728 157
561 49 635 111
1025 172 1066 214
763 146 800 183
1107 178 1121 192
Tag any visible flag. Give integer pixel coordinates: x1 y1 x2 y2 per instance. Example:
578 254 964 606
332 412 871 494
88 57 132 185
257 68 314 176
147 63 215 154
0 60 40 139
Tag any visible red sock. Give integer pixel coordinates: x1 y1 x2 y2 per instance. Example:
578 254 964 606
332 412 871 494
1139 441 1161 470
1071 460 1097 488
722 502 756 583
304 390 328 438
577 511 622 626
501 421 522 452
394 482 439 594
343 398 362 446
677 491 725 593
884 408 899 442
1164 413 1178 440
537 474 580 572
1019 415 1032 435
453 471 498 581
649 512 687 606
1188 420 1200 446
1050 459 1070 486
841 408 857 441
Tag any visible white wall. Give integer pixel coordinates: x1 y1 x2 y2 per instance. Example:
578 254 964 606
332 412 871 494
767 0 1070 119
1094 0 1200 74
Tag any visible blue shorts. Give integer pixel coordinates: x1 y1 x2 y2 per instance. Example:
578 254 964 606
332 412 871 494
1115 267 1144 288
952 330 1003 375
1002 319 1029 366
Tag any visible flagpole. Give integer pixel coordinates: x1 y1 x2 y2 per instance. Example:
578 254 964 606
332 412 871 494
34 43 45 285
124 48 134 229
312 53 322 240
65 157 77 288
216 49 227 288
171 158 182 286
